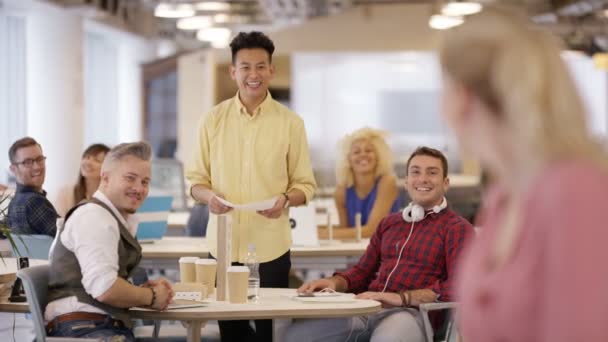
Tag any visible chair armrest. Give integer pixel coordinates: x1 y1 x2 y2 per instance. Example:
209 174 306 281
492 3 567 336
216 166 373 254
419 302 458 342
47 338 103 342
420 302 458 313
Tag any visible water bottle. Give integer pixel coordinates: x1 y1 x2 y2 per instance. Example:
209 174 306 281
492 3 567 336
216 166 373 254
245 243 260 302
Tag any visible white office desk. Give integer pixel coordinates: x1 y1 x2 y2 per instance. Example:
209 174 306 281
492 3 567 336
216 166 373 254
140 237 368 271
130 287 381 342
167 212 330 232
0 258 48 313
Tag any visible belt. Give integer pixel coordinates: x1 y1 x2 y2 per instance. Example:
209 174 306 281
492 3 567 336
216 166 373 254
46 312 124 333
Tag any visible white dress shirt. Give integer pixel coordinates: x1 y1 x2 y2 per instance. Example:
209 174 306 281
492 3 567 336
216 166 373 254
44 191 139 321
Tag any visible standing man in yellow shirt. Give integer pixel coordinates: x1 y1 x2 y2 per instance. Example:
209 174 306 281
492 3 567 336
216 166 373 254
186 31 317 341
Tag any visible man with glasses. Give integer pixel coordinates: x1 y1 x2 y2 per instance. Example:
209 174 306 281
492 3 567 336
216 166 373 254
7 136 58 236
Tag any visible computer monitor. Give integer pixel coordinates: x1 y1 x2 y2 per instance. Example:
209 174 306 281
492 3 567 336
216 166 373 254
136 195 173 242
290 204 319 247
150 158 188 211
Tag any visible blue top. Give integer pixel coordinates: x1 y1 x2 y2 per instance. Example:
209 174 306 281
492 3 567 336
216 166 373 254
345 177 400 227
7 183 58 236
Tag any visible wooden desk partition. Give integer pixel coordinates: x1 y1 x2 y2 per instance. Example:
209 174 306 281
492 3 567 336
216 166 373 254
216 215 230 301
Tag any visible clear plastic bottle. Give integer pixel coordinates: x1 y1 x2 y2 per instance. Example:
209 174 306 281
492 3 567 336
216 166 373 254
245 243 260 302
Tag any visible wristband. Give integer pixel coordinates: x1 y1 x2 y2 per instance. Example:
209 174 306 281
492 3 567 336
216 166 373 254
149 287 156 307
282 192 290 209
399 291 408 307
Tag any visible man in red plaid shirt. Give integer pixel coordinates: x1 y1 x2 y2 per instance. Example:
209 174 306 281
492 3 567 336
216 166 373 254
285 146 474 342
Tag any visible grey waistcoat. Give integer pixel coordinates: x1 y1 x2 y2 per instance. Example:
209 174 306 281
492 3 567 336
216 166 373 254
47 198 142 327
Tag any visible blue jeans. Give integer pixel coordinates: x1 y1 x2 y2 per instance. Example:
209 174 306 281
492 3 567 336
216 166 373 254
46 315 134 342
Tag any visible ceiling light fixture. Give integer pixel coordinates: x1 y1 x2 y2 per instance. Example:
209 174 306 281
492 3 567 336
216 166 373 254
213 13 248 24
196 2 231 11
197 27 232 48
213 13 230 23
428 14 464 30
441 2 482 16
177 16 213 30
154 3 195 18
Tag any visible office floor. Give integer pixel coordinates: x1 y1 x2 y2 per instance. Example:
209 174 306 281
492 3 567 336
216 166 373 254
0 313 35 342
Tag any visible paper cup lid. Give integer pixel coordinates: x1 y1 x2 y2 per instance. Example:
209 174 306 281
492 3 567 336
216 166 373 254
196 259 217 265
179 257 199 263
228 265 249 272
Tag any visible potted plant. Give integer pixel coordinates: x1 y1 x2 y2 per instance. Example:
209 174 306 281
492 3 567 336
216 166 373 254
0 189 23 263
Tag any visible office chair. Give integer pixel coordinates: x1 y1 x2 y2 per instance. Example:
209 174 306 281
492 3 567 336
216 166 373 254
17 265 101 342
420 227 481 342
420 302 459 342
11 234 53 259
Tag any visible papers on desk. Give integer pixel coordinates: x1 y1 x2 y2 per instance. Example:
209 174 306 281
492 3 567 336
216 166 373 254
167 299 208 310
286 292 357 303
217 197 277 211
134 299 208 311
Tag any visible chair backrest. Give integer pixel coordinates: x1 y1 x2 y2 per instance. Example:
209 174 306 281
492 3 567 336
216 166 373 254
136 195 173 241
11 234 54 260
17 264 50 342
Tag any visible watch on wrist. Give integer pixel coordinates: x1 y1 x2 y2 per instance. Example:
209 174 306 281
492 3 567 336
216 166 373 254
282 192 290 209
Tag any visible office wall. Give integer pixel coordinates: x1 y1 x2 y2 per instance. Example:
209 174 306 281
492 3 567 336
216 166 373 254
292 51 455 185
563 52 608 136
84 19 155 146
23 0 85 198
177 50 216 168
1 0 155 199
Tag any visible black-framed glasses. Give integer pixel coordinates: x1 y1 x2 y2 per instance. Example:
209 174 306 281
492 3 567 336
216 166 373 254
14 156 47 168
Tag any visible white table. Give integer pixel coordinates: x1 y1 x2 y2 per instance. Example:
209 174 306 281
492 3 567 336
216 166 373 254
140 237 368 271
0 258 47 313
130 287 381 342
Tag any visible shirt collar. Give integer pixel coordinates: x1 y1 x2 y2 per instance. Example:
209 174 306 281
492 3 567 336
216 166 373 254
16 183 46 196
93 190 139 236
235 91 273 117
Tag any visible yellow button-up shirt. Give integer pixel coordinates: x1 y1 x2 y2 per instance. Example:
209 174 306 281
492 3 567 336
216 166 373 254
186 92 317 263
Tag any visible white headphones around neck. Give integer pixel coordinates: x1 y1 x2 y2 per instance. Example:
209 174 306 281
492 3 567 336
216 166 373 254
402 197 448 223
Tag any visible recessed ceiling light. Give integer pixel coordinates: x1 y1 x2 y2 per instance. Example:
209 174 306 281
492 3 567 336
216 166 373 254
196 2 231 11
197 27 231 48
177 16 213 30
154 3 195 18
428 14 464 30
441 2 482 16
214 13 229 23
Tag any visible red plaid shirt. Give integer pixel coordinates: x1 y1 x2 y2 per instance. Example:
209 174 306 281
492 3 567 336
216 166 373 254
336 208 473 301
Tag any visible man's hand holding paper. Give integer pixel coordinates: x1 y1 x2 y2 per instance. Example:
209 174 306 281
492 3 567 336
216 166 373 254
257 195 287 219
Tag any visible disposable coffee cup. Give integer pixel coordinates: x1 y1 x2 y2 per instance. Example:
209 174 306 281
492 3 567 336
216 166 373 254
227 265 249 304
179 257 199 283
196 259 217 296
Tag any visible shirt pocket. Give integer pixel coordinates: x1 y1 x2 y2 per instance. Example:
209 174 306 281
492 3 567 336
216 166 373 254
255 125 289 170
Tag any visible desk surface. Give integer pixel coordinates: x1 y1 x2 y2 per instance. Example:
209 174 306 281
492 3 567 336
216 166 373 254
131 287 381 321
141 237 369 259
168 212 329 230
0 258 47 313
0 258 47 283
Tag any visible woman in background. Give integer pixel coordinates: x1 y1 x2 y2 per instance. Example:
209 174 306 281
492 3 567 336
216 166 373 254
439 6 608 341
319 127 399 240
54 143 110 216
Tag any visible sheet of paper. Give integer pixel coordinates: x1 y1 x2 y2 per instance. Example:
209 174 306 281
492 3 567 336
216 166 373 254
284 292 356 303
217 197 277 211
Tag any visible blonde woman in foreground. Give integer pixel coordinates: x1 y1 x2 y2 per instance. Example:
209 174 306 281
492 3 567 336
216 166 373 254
319 127 399 240
440 6 608 342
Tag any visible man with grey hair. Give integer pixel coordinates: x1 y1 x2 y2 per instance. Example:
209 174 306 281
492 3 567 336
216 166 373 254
45 142 174 341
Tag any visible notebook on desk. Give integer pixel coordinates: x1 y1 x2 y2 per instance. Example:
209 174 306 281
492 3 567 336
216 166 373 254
290 204 319 247
136 195 173 243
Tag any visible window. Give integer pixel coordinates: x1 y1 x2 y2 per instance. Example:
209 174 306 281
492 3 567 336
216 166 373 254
0 14 26 184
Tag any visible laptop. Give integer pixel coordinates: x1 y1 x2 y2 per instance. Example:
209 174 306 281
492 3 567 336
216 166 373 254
289 204 319 247
136 195 173 243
